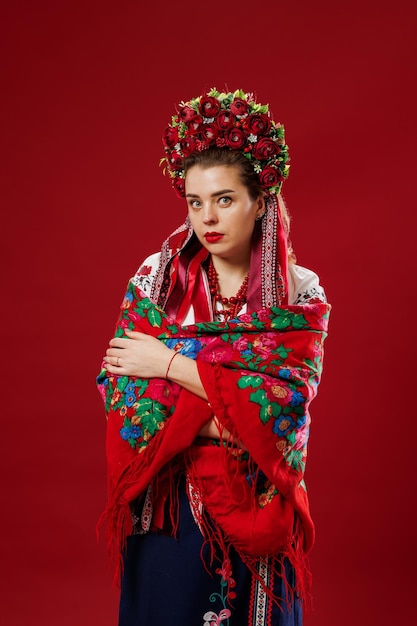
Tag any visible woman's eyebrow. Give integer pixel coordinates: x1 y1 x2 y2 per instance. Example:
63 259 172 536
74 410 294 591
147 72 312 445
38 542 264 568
186 189 235 199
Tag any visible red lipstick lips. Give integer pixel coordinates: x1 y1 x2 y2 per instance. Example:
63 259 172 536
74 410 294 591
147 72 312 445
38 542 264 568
204 232 224 243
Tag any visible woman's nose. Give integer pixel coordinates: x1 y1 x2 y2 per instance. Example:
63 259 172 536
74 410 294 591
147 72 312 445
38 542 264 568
202 204 217 224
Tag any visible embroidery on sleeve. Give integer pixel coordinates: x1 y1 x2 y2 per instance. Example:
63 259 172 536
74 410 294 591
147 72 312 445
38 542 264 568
131 264 155 296
294 286 326 304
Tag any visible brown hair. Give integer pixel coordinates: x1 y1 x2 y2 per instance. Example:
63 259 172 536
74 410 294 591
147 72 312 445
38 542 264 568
184 148 262 201
183 148 296 262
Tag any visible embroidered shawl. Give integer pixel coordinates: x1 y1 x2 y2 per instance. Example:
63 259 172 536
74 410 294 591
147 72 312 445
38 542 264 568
97 280 330 602
97 193 330 606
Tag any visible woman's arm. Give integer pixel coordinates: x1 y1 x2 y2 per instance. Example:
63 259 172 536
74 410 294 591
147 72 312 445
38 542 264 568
103 330 230 439
103 330 208 400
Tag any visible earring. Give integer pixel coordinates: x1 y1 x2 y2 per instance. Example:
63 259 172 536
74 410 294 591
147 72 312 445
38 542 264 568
256 212 265 221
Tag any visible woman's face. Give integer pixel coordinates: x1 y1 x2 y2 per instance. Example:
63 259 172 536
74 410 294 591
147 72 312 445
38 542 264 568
185 165 264 267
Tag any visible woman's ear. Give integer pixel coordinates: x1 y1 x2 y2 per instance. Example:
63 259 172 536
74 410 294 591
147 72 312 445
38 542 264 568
255 195 266 220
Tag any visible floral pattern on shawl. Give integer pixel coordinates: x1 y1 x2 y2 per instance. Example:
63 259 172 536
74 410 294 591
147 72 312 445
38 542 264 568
97 280 330 600
97 281 329 475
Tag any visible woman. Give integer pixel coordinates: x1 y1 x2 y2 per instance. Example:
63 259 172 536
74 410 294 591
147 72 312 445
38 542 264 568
97 88 330 626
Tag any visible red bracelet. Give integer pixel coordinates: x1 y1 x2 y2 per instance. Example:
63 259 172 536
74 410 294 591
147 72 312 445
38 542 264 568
165 351 179 379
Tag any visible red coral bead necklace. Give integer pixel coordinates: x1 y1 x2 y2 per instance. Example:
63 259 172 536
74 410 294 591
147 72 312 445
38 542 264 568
208 258 249 321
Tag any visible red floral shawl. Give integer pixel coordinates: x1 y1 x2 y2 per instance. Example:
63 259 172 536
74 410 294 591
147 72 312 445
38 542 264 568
97 280 330 602
97 194 330 605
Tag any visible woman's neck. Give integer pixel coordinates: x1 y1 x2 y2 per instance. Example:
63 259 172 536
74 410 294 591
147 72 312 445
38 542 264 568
209 255 250 299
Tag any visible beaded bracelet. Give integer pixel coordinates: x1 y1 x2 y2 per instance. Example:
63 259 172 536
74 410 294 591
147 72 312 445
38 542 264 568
165 351 179 379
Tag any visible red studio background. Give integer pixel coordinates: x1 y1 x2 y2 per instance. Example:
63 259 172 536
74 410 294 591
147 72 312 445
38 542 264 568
1 1 416 624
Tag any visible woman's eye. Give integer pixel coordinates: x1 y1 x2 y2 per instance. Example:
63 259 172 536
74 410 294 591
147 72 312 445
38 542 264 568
218 196 232 206
189 200 201 209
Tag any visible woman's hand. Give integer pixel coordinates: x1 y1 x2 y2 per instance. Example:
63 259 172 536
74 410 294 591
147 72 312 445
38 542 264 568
103 330 237 443
103 330 172 379
103 329 209 399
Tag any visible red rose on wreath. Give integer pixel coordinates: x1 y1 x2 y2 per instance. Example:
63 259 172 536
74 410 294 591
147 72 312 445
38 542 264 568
173 177 185 197
201 123 219 144
199 96 221 118
245 113 271 136
224 127 247 149
180 136 198 156
252 137 279 160
230 98 249 116
216 110 235 130
180 106 198 122
162 126 179 148
168 152 183 171
187 115 204 136
259 166 281 188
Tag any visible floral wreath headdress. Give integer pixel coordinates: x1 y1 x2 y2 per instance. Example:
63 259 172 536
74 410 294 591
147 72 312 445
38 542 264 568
161 88 290 198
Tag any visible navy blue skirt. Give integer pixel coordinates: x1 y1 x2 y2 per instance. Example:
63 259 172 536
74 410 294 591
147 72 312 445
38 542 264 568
119 481 302 626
